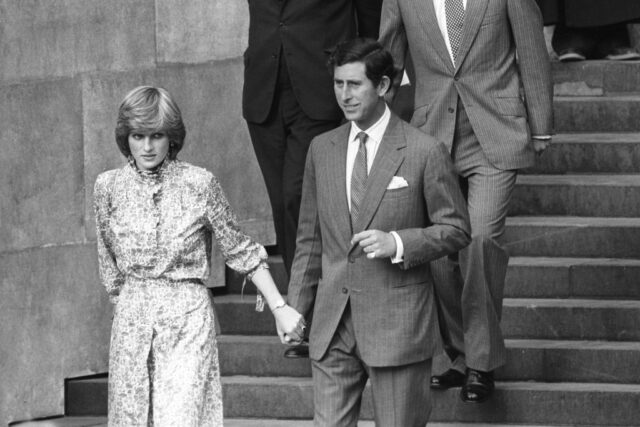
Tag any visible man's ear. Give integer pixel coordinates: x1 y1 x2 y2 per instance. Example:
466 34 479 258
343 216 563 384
378 75 392 96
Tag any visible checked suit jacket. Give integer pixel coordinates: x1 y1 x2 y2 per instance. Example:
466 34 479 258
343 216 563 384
380 0 554 170
287 113 471 366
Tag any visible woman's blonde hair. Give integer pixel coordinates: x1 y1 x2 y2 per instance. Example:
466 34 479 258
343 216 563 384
115 86 186 159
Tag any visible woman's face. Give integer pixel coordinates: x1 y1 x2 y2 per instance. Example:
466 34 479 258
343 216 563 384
128 130 170 171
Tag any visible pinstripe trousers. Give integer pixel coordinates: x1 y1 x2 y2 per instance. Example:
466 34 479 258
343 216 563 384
311 302 432 427
431 100 516 373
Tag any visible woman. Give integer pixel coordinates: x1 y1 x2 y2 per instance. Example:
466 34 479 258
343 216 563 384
94 86 305 426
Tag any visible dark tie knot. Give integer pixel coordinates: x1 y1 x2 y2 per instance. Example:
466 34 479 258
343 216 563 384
356 131 369 146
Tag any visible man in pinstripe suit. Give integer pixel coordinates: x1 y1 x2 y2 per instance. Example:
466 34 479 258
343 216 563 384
380 0 554 403
286 38 470 426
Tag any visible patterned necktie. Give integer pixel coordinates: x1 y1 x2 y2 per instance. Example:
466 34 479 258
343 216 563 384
350 132 369 229
445 0 465 65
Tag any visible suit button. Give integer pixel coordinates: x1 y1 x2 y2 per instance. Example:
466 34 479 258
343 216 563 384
448 107 455 113
454 76 459 81
342 288 348 294
348 256 355 263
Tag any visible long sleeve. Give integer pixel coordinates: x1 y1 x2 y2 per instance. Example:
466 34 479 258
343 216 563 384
204 174 268 275
287 144 322 320
508 0 554 136
94 172 124 304
379 0 408 89
397 142 471 268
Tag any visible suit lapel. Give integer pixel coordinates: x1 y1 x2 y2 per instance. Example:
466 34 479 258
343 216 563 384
455 0 489 71
415 0 455 73
349 114 406 253
328 125 353 243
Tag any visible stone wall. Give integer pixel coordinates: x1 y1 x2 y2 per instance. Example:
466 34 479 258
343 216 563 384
0 1 271 424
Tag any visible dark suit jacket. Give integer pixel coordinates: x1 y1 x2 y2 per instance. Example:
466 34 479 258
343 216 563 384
287 113 470 366
380 0 554 170
242 0 384 124
536 0 640 26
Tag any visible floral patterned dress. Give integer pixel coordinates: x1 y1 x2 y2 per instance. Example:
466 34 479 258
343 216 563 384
94 159 267 426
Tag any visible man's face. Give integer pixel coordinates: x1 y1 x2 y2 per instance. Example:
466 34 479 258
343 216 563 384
333 62 388 129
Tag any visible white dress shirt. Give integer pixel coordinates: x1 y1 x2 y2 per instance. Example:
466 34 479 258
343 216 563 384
346 105 404 262
433 0 468 64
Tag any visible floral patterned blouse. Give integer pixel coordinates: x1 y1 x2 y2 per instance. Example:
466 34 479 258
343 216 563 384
94 159 268 304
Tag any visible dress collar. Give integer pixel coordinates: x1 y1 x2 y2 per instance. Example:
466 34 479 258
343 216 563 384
127 157 174 185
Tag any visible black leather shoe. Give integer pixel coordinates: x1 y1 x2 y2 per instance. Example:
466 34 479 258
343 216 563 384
430 369 466 390
284 344 309 358
461 369 494 403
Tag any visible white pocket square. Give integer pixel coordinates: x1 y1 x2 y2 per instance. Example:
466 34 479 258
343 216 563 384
387 176 408 190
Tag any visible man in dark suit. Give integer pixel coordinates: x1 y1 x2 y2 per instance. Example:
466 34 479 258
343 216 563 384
380 0 554 402
286 38 470 426
243 0 383 276
243 0 383 359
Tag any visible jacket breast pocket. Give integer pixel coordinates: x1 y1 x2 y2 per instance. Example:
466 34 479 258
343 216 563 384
382 187 411 201
494 96 527 117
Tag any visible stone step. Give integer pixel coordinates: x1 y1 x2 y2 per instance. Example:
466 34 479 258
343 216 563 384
510 174 640 217
12 417 559 427
228 253 640 300
505 257 640 299
11 417 107 427
524 133 640 174
214 295 640 341
551 60 640 96
555 95 640 132
222 376 640 426
218 335 640 383
504 216 640 259
502 298 640 341
64 375 640 425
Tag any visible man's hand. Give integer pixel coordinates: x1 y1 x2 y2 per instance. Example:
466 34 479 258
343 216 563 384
351 230 397 259
274 304 306 345
532 138 550 155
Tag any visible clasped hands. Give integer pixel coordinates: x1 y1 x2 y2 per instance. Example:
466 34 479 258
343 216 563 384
274 304 306 345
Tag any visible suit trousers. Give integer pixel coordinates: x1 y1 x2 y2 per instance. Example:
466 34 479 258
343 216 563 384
311 302 432 427
247 69 340 274
431 101 516 373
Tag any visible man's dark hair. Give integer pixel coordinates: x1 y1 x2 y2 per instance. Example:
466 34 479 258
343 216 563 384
327 38 397 88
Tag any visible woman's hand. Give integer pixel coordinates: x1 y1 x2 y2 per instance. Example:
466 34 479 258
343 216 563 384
273 305 306 345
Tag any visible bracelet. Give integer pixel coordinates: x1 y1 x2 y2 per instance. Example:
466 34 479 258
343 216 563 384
271 302 287 313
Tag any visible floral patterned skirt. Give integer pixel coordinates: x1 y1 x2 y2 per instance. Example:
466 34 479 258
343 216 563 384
108 278 223 426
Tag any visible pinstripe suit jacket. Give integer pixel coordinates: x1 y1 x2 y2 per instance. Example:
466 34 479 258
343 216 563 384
380 0 554 170
287 113 470 366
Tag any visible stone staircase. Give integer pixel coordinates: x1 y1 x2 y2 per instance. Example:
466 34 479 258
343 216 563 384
53 60 640 426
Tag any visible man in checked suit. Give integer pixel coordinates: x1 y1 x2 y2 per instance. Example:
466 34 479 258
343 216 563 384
286 38 470 426
379 0 554 402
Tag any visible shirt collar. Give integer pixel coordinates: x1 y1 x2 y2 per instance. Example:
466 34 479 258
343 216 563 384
348 104 391 144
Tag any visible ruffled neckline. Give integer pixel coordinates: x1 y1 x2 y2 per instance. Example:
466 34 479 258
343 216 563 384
127 157 175 185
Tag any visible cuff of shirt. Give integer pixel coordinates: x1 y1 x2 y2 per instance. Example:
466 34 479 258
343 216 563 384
389 231 404 264
532 135 552 140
